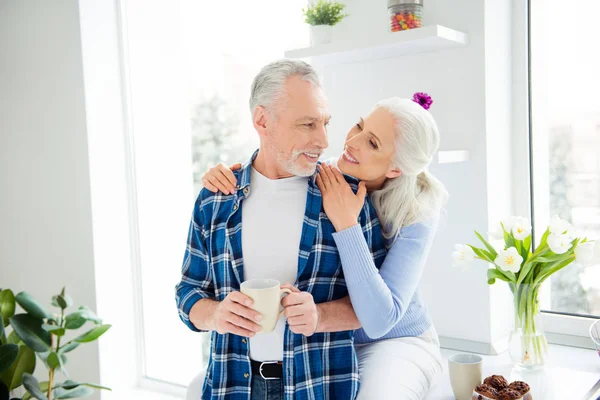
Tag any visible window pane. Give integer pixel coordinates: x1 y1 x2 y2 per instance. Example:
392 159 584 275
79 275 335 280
184 0 310 195
531 0 600 316
139 0 309 387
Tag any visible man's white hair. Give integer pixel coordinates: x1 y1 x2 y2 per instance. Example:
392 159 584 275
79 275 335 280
249 59 321 116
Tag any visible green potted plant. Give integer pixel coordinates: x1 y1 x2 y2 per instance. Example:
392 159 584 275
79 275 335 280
302 0 349 45
0 287 111 399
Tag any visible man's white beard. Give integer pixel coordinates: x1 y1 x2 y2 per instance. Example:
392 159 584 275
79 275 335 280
277 149 318 177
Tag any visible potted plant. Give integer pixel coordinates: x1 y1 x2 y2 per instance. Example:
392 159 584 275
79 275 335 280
302 0 349 45
0 287 111 399
453 216 595 370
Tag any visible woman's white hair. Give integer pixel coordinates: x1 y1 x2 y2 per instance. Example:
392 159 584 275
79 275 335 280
249 59 321 116
369 97 449 240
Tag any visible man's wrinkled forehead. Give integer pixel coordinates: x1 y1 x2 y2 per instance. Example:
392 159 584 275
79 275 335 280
281 84 330 118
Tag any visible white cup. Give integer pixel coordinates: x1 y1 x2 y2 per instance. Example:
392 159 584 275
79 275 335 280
240 279 292 334
448 353 483 400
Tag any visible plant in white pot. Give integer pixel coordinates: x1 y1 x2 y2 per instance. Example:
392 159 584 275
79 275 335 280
303 0 349 45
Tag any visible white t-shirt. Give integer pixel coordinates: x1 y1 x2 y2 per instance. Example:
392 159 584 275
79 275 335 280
241 167 308 361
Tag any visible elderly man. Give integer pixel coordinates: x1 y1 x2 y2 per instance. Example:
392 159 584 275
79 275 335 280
176 59 385 400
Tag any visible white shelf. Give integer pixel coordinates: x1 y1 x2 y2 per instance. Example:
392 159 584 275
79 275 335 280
285 25 468 64
437 150 470 164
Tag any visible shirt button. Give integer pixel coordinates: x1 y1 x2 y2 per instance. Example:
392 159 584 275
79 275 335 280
242 338 247 343
236 185 241 189
244 373 249 378
243 187 249 196
233 204 238 211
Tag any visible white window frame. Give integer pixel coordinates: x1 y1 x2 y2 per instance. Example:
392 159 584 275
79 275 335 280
512 0 598 346
79 0 188 398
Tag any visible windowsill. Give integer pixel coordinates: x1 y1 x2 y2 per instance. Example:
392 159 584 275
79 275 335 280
427 344 600 399
108 387 184 400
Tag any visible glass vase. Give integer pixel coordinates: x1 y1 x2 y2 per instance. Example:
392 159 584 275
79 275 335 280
508 284 549 370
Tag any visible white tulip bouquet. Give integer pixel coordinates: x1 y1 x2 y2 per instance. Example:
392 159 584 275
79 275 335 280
452 215 595 368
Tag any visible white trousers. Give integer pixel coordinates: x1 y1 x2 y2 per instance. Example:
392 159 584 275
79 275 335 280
355 327 443 400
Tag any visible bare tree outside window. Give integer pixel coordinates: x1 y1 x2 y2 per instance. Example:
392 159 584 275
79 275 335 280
190 94 248 196
531 0 600 317
547 126 589 315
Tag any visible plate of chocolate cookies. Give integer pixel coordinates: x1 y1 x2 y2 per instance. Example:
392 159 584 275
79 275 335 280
472 374 532 400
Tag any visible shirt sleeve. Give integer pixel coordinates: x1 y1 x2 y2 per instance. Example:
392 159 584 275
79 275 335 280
332 219 436 339
175 197 215 332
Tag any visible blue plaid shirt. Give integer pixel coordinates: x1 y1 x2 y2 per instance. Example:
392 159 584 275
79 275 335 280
176 151 386 400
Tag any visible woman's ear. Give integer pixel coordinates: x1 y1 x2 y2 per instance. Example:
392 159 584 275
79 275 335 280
385 168 402 179
253 106 269 137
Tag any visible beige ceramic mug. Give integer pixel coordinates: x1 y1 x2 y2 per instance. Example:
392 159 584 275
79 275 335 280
448 353 483 400
240 279 292 334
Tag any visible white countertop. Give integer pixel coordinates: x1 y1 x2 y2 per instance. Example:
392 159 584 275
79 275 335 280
427 345 600 399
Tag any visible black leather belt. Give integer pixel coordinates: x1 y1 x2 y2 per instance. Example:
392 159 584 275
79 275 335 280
251 360 283 380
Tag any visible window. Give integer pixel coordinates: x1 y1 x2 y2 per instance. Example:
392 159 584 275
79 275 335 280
184 0 309 195
126 0 310 389
530 0 600 318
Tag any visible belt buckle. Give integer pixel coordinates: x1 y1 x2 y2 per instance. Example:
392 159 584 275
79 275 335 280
259 361 279 380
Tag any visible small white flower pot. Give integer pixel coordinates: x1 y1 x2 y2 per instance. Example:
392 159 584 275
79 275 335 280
310 25 333 45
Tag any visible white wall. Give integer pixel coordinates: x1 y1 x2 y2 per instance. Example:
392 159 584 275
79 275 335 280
0 1 101 398
317 0 514 350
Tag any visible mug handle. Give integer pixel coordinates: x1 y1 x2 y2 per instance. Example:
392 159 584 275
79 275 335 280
278 288 292 318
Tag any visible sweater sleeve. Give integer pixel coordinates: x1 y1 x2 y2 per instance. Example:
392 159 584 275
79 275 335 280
332 220 436 338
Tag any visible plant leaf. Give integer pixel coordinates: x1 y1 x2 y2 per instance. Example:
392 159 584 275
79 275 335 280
517 259 536 285
63 317 86 331
54 385 95 399
535 253 571 263
467 245 493 263
58 342 79 354
7 330 21 345
14 293 51 321
58 353 69 376
475 231 499 259
65 307 101 329
8 315 51 352
22 373 48 400
55 380 111 391
41 324 65 337
0 344 19 373
57 289 73 310
487 268 511 285
47 352 61 369
535 228 551 253
0 345 36 390
22 382 49 400
51 296 67 310
534 255 576 285
0 290 16 326
38 351 67 373
74 325 111 344
504 271 517 282
504 230 516 249
523 235 532 254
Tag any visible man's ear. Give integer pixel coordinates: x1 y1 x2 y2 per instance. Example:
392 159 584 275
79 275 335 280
385 168 402 179
253 106 269 137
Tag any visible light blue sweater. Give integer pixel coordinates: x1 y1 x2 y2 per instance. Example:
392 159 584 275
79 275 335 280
332 220 436 344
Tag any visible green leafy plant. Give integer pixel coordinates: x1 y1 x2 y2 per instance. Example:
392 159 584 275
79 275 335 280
302 0 349 26
452 215 595 368
0 287 111 399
